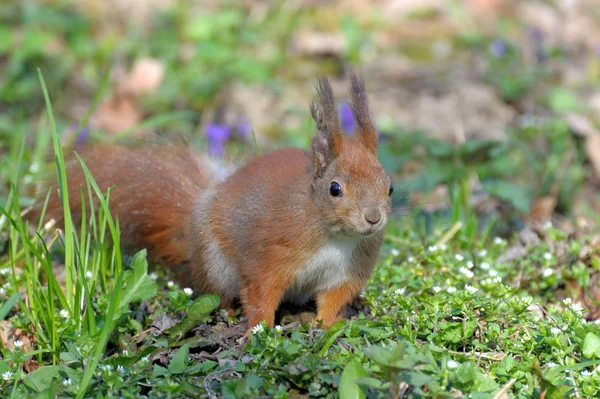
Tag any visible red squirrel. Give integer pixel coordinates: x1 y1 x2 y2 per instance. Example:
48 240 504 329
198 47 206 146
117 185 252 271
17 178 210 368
38 75 393 334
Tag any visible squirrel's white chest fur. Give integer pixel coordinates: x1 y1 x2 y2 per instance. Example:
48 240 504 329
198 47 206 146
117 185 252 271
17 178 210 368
284 238 358 303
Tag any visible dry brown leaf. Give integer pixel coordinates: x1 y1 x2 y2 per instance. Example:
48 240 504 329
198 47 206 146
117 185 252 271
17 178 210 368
0 320 36 352
23 359 40 374
91 93 143 135
123 57 165 95
290 32 347 57
528 196 556 223
585 134 600 177
564 113 598 137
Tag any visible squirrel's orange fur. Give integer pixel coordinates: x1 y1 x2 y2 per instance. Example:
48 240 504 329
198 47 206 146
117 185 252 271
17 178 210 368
36 75 392 334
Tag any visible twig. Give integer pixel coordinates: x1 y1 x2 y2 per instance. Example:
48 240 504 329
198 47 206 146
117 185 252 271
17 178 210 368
203 368 239 399
493 378 516 399
435 221 463 247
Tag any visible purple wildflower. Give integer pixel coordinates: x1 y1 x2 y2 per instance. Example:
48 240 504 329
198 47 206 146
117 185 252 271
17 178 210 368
489 40 506 58
205 123 231 156
72 122 90 150
237 118 251 139
525 26 545 43
339 103 355 134
535 47 548 64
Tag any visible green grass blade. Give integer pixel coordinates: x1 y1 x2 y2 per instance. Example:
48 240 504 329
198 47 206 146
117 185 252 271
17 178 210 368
0 293 20 320
37 69 76 309
76 267 123 399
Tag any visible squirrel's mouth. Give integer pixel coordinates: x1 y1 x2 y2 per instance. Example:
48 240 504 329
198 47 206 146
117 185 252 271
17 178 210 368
344 225 383 238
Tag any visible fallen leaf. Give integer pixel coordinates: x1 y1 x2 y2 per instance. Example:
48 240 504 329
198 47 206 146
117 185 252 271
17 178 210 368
23 359 40 374
528 196 556 223
586 134 600 178
91 92 143 135
123 57 165 95
291 31 347 57
150 311 177 334
565 113 598 137
0 320 36 352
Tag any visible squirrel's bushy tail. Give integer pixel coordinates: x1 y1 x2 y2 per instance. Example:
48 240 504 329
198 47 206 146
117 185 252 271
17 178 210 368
33 143 226 267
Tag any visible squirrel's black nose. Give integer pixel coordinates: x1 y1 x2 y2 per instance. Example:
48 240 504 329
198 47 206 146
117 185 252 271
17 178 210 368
364 208 381 225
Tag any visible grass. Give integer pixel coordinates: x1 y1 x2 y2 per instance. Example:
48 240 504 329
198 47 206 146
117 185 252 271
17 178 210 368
2 0 600 398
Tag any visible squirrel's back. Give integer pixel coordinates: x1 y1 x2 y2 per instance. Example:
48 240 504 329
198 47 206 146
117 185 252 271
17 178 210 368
38 143 228 267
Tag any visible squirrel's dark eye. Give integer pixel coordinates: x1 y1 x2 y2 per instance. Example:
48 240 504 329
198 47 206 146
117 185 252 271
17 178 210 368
330 182 342 197
388 184 394 197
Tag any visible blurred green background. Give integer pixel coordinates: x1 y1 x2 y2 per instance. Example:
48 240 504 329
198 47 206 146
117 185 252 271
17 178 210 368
2 0 600 234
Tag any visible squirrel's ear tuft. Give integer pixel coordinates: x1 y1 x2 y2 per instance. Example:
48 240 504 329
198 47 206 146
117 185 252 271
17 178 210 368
310 76 343 179
349 74 377 155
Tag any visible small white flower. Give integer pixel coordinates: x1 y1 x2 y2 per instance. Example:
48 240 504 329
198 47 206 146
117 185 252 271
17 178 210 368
122 350 129 356
465 285 478 294
407 256 415 263
489 269 498 277
141 356 149 363
447 360 458 369
581 370 592 377
117 365 125 374
433 286 442 293
167 281 174 288
0 288 5 296
13 340 23 348
570 302 584 314
542 268 553 278
466 261 474 269
63 378 72 386
183 287 193 296
447 287 457 293
100 365 113 372
479 262 490 270
2 371 12 381
149 272 158 280
439 244 447 251
428 245 438 252
251 324 264 334
60 309 69 318
477 249 487 257
390 249 400 257
455 254 464 261
493 276 502 283
543 253 552 260
562 298 572 305
0 268 10 276
493 237 503 245
394 288 406 295
550 327 561 335
459 267 474 279
543 220 552 230
275 325 283 333
85 271 93 279
546 362 557 368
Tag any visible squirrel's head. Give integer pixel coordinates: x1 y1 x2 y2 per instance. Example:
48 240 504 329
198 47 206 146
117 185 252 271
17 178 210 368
310 75 392 238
